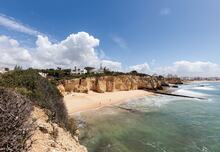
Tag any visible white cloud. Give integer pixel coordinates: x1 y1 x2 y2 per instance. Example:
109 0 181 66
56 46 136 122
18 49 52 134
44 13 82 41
159 8 171 16
0 35 32 67
0 14 43 36
33 32 100 68
101 60 122 71
156 61 220 77
112 35 127 49
129 62 152 74
0 32 122 71
129 61 220 77
1 35 219 77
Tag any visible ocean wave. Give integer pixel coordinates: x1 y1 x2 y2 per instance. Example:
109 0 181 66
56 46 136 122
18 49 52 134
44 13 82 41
193 86 216 91
173 89 208 98
122 96 174 111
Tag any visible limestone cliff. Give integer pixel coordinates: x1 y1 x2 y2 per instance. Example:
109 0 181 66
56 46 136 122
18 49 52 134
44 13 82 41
58 75 166 94
27 107 87 152
165 77 183 85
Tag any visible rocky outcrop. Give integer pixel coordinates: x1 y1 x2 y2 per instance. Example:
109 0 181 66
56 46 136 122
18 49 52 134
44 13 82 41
27 107 87 152
58 75 166 94
165 77 183 85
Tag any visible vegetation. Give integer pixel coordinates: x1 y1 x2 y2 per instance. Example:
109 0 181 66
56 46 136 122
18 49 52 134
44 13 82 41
0 69 69 129
14 65 23 71
38 68 152 86
0 88 33 152
41 68 71 79
130 70 138 75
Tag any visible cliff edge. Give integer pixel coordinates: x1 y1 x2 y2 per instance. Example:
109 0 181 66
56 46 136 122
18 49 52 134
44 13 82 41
27 107 87 152
58 75 167 94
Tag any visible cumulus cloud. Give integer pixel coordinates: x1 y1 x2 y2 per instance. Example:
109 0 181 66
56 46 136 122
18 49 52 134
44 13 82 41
0 35 32 67
101 60 122 71
129 61 220 77
0 14 43 36
156 61 220 77
33 32 100 68
0 32 122 70
0 25 219 77
129 62 152 74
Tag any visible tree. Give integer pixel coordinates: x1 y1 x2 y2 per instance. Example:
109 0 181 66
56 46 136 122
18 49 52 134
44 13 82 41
4 68 9 72
130 70 138 74
14 65 23 71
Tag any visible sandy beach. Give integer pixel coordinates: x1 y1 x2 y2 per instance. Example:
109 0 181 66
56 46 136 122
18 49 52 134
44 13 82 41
64 90 153 115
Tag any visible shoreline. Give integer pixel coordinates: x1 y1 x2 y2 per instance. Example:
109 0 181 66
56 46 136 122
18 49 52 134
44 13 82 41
183 80 220 84
63 90 154 115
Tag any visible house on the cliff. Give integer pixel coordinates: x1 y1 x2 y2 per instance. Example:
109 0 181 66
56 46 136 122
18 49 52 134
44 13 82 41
38 72 48 78
71 66 86 75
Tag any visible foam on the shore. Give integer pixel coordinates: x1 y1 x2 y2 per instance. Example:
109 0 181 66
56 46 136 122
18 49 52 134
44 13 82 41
193 86 216 91
173 89 208 98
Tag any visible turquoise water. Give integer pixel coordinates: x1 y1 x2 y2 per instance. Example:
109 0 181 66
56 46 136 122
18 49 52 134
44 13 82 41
77 82 220 152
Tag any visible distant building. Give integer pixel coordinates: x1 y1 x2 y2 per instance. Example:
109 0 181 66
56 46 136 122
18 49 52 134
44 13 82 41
84 67 96 73
93 65 105 73
71 66 86 75
39 72 47 78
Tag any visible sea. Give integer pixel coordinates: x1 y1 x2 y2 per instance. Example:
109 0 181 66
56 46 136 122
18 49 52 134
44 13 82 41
75 82 220 152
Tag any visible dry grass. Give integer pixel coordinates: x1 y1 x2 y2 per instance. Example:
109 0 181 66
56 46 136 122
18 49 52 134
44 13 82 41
0 88 33 152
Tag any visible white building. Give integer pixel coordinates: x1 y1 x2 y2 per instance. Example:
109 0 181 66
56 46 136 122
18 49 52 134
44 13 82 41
71 66 86 75
38 72 48 78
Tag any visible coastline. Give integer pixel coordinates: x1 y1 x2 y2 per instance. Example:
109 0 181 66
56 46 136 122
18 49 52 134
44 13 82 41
63 90 154 115
183 80 220 84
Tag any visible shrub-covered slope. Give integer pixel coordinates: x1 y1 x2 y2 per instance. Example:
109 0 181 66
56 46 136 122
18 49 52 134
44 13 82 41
0 70 83 151
0 69 68 126
0 88 33 152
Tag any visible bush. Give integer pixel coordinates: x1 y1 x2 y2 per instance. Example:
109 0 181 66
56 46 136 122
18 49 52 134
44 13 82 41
66 118 78 136
0 88 33 152
0 69 68 128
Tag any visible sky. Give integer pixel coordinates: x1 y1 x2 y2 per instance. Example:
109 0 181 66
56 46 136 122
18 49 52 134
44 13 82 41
0 0 220 77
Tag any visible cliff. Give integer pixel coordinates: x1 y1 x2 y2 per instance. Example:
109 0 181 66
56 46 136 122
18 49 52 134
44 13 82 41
0 70 88 152
58 75 167 94
27 107 87 152
165 77 183 85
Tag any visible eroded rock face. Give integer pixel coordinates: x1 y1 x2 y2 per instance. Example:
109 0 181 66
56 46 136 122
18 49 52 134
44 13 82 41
27 107 87 152
165 77 183 85
58 75 167 94
57 84 66 95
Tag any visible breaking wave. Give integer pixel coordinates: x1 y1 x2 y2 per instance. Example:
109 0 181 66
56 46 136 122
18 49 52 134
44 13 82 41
173 89 208 98
121 95 175 112
193 86 216 91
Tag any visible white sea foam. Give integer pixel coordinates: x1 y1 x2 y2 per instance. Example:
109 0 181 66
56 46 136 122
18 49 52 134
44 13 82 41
143 96 173 108
193 86 216 91
122 95 174 112
173 89 208 98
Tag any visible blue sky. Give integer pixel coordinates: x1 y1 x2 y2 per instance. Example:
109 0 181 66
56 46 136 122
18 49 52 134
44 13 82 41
0 0 220 76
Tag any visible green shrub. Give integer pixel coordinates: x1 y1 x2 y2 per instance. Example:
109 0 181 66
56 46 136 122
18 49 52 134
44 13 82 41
66 117 78 136
0 69 68 128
